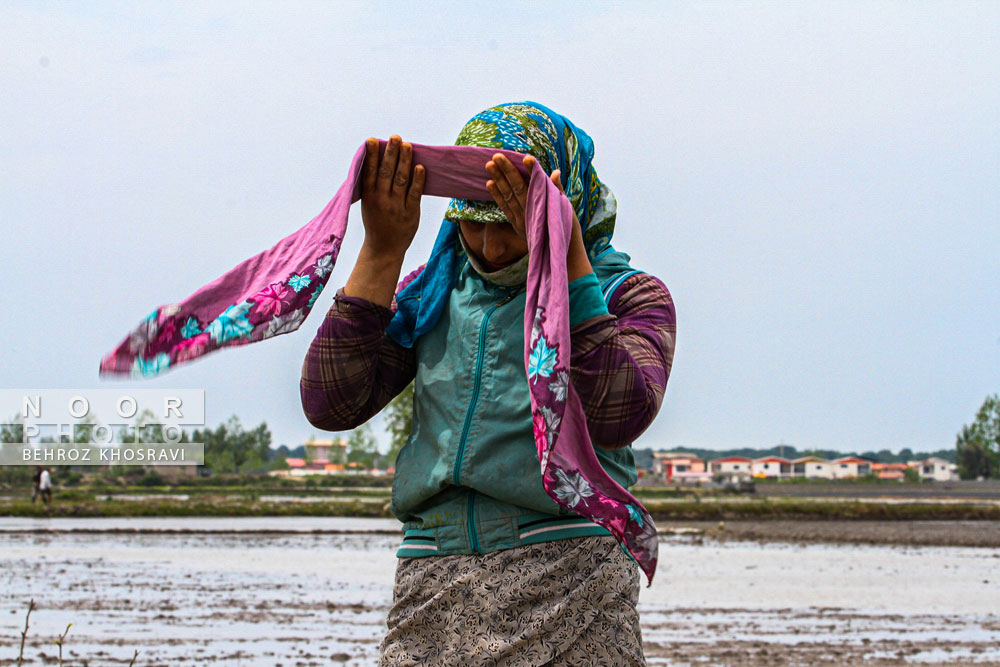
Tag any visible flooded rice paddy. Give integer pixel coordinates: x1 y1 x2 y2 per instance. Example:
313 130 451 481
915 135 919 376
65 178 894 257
2 517 998 665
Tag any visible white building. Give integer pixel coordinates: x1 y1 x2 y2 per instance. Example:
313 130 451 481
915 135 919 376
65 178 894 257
831 457 872 479
752 456 792 478
652 452 706 483
910 457 958 482
791 456 834 479
708 456 753 474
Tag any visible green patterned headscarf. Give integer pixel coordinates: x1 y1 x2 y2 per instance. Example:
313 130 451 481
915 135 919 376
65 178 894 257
444 101 618 259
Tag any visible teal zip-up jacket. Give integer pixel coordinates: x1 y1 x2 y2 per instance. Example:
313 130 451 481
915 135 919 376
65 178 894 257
300 250 676 560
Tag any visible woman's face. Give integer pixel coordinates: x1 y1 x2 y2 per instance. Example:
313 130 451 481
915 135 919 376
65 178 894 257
458 220 529 271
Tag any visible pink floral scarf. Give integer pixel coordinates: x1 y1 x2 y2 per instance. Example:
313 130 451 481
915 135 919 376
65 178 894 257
99 141 659 585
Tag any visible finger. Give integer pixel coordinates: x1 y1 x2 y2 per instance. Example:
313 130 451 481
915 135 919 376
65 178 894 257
362 138 378 194
550 169 564 193
486 179 524 233
494 154 529 206
486 160 518 209
377 135 401 193
392 141 413 197
407 164 425 206
486 179 513 221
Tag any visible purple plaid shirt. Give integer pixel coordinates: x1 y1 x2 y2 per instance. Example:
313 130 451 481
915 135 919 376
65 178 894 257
300 272 675 450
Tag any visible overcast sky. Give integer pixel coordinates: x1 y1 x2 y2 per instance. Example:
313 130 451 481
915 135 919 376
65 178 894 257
2 1 997 454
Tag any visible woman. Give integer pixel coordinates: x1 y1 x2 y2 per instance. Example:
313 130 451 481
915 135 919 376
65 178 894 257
301 102 676 665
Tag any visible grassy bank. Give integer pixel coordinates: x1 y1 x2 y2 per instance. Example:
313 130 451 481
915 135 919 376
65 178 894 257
642 499 1000 521
3 496 998 521
0 497 389 518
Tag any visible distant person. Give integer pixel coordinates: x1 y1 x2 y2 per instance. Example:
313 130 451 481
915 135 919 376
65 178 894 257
38 467 53 506
31 466 42 503
301 102 676 665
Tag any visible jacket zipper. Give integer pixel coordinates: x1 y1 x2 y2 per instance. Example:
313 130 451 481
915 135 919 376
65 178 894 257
455 287 521 556
453 288 520 486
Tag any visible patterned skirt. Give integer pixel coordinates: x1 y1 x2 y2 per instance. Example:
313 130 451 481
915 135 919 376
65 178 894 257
377 534 645 666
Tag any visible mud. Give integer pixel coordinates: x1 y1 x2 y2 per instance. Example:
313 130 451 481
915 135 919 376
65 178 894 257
2 521 998 665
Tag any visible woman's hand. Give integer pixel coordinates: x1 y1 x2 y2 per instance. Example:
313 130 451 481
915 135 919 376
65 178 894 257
485 154 592 281
344 135 426 308
360 135 426 260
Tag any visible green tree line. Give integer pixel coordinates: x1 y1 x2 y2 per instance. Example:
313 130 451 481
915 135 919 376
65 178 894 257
4 387 995 480
956 394 1000 479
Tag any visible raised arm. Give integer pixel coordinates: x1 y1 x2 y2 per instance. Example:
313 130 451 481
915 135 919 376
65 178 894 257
300 134 424 430
300 289 416 431
568 272 676 450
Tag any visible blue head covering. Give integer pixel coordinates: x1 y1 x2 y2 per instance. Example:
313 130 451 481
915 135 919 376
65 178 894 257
385 101 619 348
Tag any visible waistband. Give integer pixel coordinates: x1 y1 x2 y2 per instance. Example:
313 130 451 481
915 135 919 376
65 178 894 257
395 513 613 558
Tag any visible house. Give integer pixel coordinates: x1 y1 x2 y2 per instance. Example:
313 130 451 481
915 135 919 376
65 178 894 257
269 457 333 478
652 452 705 483
304 437 347 464
669 471 715 485
911 457 958 482
832 456 872 479
871 462 909 481
752 456 792 478
708 456 753 474
792 456 834 479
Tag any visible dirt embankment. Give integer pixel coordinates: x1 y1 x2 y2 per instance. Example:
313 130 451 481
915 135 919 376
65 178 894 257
664 519 1000 548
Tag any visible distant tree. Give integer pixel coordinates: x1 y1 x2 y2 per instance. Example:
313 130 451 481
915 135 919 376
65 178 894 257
65 412 104 473
903 467 920 483
193 415 272 474
956 394 1000 480
242 420 273 472
72 413 99 444
284 444 306 459
347 423 378 469
1 413 24 444
272 448 289 470
384 382 414 464
112 409 162 444
956 426 992 479
99 409 165 477
0 414 31 484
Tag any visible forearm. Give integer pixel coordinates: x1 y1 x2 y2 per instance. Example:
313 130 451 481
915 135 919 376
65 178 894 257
300 289 416 431
568 274 676 449
566 224 593 282
342 244 407 309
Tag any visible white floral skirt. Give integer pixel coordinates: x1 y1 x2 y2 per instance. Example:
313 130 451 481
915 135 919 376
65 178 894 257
377 534 645 666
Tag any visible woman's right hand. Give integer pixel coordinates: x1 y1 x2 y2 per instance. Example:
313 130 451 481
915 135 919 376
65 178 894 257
343 135 425 308
359 134 425 260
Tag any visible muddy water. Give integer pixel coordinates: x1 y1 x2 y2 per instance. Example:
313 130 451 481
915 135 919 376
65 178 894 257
3 518 999 666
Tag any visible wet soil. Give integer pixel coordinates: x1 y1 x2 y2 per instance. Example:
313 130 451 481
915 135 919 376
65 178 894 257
3 523 998 665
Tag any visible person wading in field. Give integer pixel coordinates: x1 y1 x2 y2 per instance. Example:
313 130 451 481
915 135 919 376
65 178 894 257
31 465 43 503
38 467 53 506
301 102 676 665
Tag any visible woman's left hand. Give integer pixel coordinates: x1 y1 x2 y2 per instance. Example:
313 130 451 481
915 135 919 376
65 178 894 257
485 154 592 280
485 154 582 244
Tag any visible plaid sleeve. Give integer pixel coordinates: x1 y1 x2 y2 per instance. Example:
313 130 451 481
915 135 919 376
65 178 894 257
300 288 416 431
569 273 676 450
